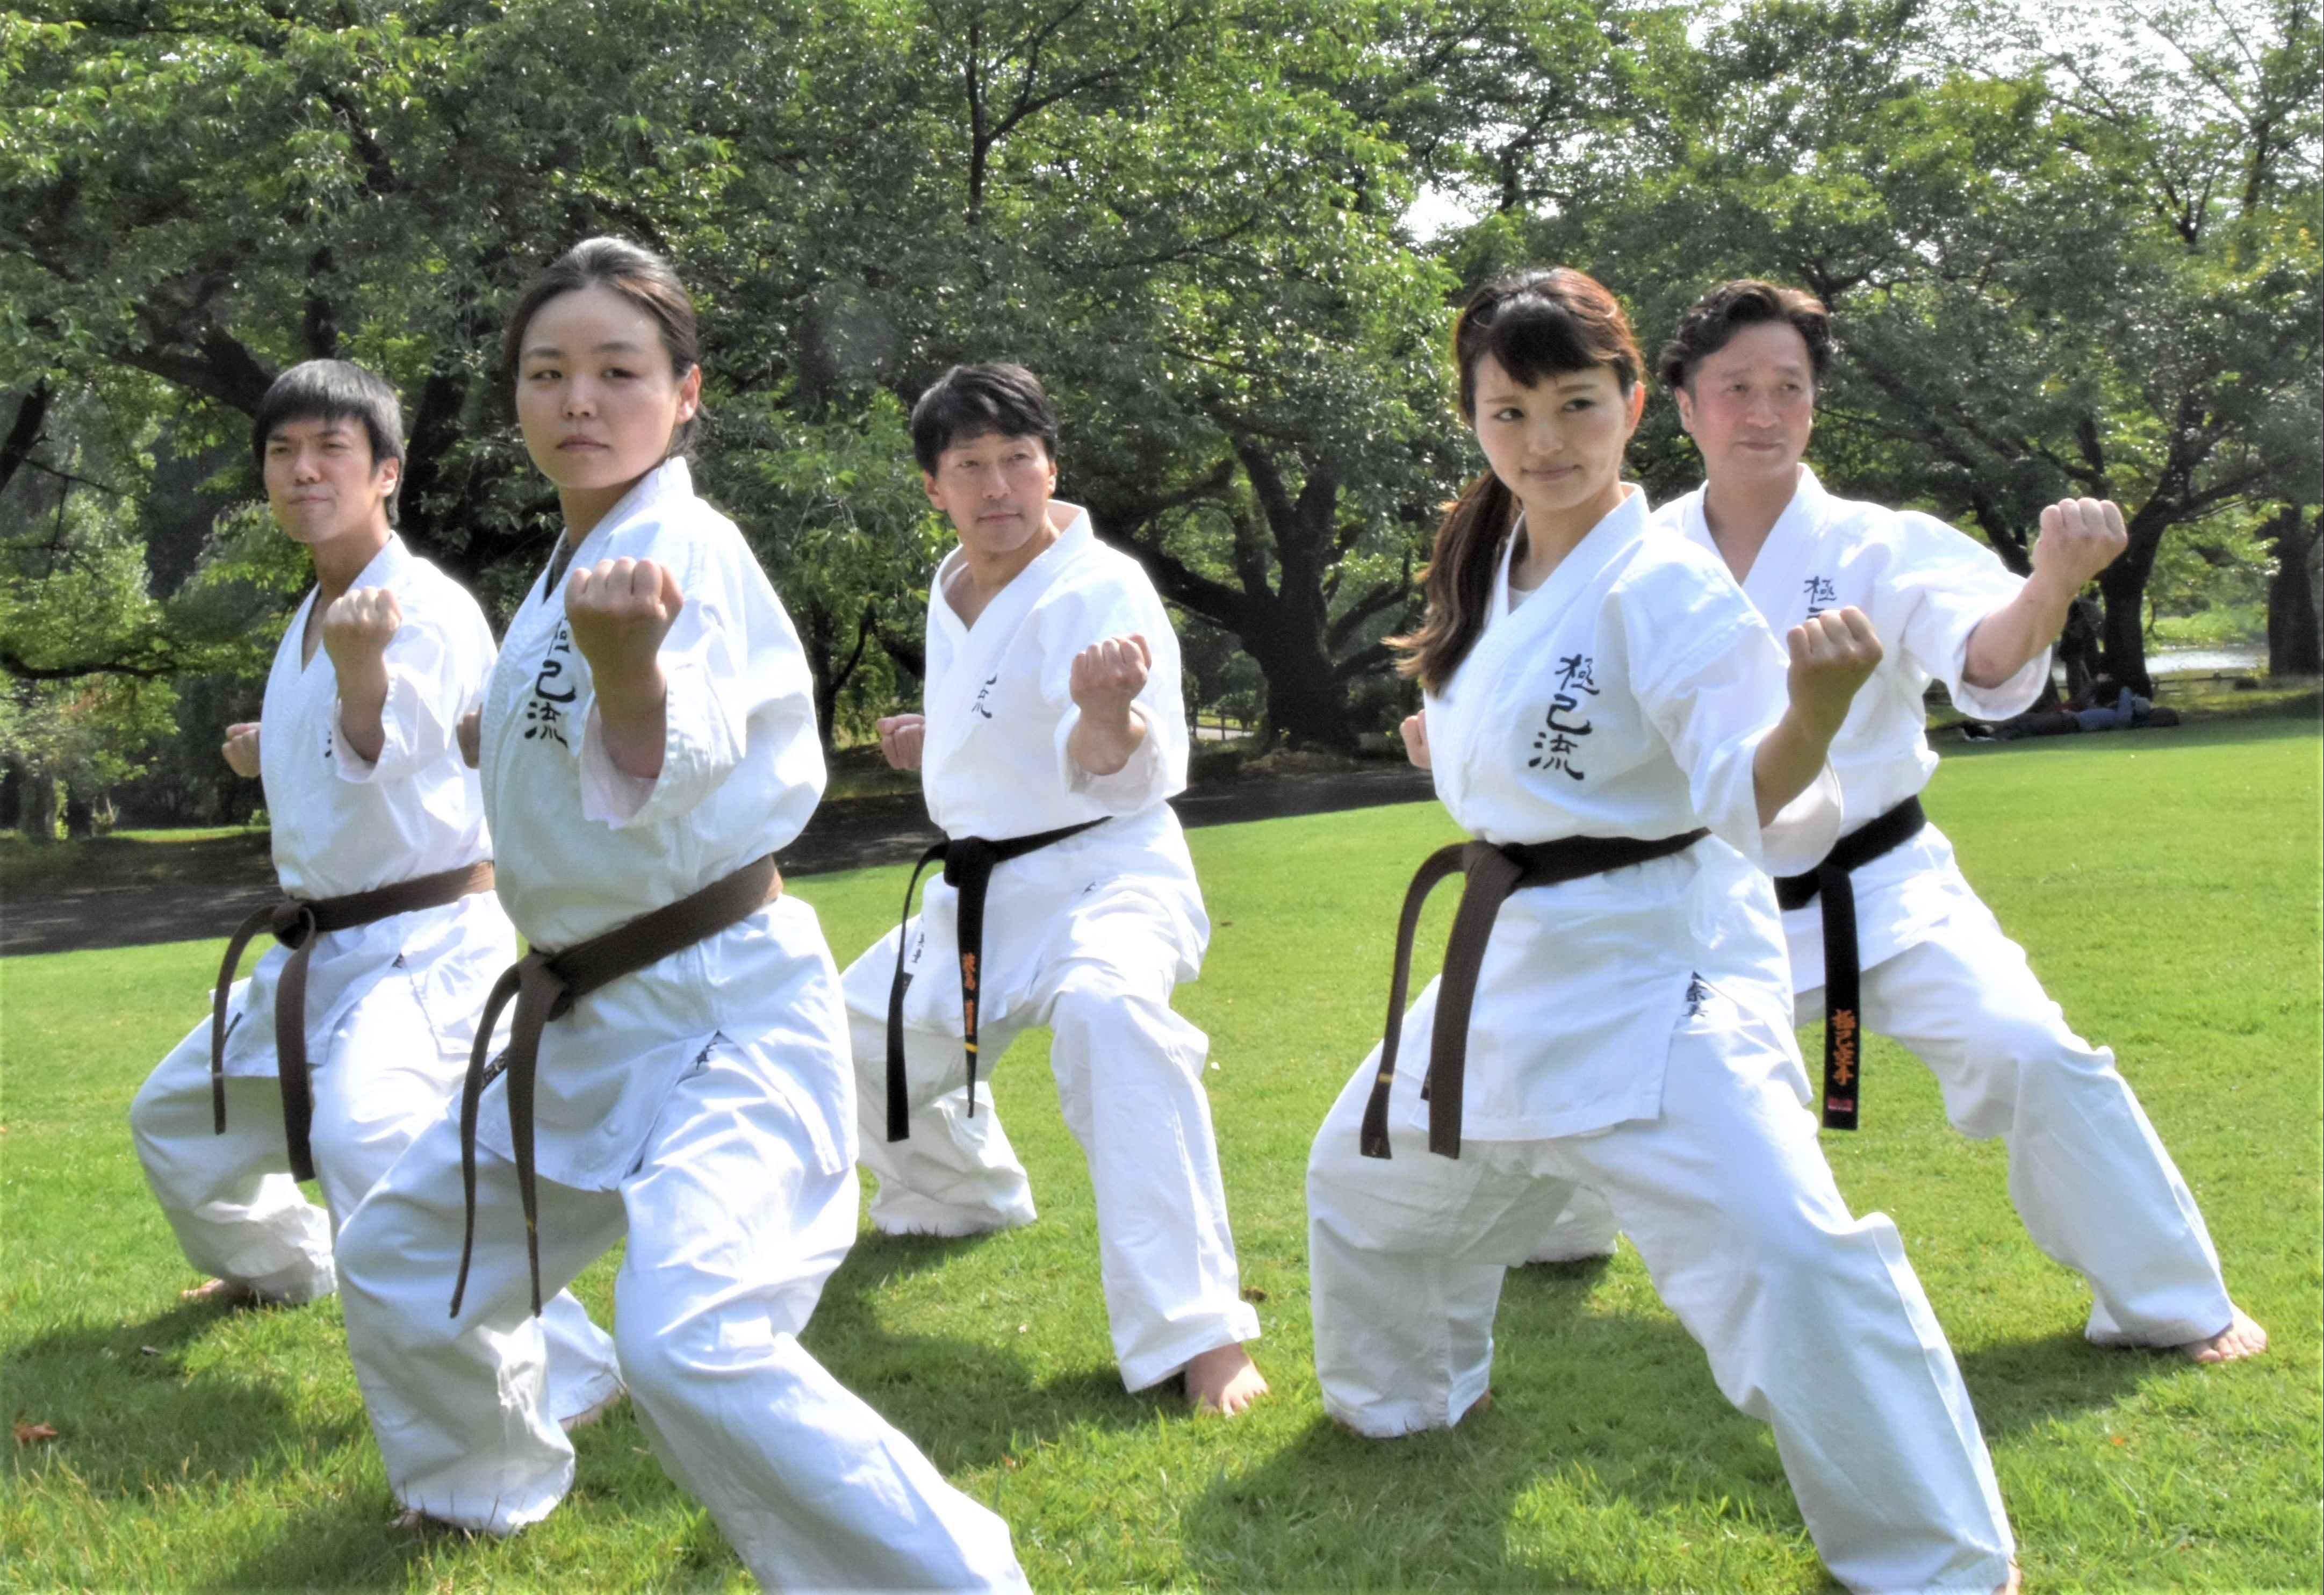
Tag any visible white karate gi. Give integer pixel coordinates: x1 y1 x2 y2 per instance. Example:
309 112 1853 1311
837 502 1260 1393
1307 487 2016 1593
330 462 1026 1590
126 534 620 1422
1537 468 2235 1347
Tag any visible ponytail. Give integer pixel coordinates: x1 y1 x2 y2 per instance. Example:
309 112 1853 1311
1392 265 1643 695
1390 471 1517 693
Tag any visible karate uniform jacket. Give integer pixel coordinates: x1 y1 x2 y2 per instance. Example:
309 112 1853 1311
473 458 840 1189
1660 467 2048 989
854 502 1207 1036
1412 487 1840 1142
217 534 509 1082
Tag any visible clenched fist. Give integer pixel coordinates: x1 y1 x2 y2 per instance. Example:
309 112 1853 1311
566 557 684 696
1399 710 1431 770
321 586 403 679
221 721 262 779
1069 634 1152 717
876 713 925 771
567 556 682 780
1785 605 1883 734
457 709 481 769
2030 497 2128 594
1067 633 1153 778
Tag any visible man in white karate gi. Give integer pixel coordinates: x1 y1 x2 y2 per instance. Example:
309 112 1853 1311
128 360 621 1422
1534 281 2263 1364
840 362 1267 1413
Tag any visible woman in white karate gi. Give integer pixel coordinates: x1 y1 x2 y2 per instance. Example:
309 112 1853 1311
128 360 620 1425
331 240 1026 1590
1533 280 2263 1366
838 364 1264 1413
1306 269 2021 1593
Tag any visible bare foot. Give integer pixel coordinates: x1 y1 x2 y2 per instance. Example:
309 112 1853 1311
560 1390 625 1432
1457 1388 1493 1425
2181 1306 2268 1364
1995 1560 2021 1594
1184 1343 1269 1416
179 1277 260 1307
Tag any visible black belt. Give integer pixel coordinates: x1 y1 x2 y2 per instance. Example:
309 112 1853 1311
211 861 496 1182
885 818 1107 1142
448 853 783 1318
1359 830 1709 1161
1773 794 1927 1131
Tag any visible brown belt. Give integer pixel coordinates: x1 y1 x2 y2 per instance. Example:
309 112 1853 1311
211 861 497 1182
1358 831 1709 1161
449 853 783 1319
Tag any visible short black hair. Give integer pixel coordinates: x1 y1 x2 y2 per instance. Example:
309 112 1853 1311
909 363 1059 475
251 360 407 525
1657 279 1833 393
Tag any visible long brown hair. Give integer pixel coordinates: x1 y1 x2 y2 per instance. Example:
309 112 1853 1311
1392 268 1645 693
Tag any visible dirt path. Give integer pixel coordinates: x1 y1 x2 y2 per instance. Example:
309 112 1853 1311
1 766 1433 958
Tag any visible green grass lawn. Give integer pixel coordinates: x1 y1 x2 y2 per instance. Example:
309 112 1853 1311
4 712 2318 1592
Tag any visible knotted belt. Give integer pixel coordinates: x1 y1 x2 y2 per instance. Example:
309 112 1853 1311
448 852 782 1319
211 860 496 1182
1359 830 1709 1162
885 817 1107 1143
1773 794 1927 1131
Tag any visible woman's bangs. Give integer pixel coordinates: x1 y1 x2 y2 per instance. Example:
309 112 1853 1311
1483 297 1602 388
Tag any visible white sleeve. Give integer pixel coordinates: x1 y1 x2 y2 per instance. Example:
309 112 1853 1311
328 605 473 785
1042 577 1188 814
1891 511 2049 720
576 544 756 829
1636 597 1843 876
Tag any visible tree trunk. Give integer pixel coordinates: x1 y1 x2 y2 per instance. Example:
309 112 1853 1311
19 771 58 842
1246 625 1358 750
63 787 94 839
2096 510 2169 696
0 756 20 830
2266 505 2321 677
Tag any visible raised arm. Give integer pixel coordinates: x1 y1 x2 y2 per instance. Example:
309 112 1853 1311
565 556 683 781
1752 607 1882 824
1065 633 1153 778
321 586 402 765
1962 498 2126 690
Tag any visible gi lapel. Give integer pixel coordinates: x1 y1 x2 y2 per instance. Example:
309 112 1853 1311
1433 490 1650 804
1677 466 1829 630
922 505 1091 767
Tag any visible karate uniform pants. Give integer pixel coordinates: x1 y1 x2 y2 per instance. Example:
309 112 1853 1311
845 929 1260 1393
1527 895 2236 1346
1307 993 2016 1594
128 979 622 1424
333 1040 1028 1591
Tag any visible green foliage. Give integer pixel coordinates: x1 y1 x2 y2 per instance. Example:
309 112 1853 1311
1 0 2316 786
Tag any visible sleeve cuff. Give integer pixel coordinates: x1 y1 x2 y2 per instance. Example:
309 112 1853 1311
575 655 737 828
1056 705 1172 813
1757 761 1845 878
329 666 435 784
1948 641 2052 721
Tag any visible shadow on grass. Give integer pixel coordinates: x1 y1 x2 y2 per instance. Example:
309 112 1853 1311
2 1297 362 1498
807 1227 1163 1469
1186 1261 2173 1586
1956 1325 2185 1438
1179 1256 1792 1589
